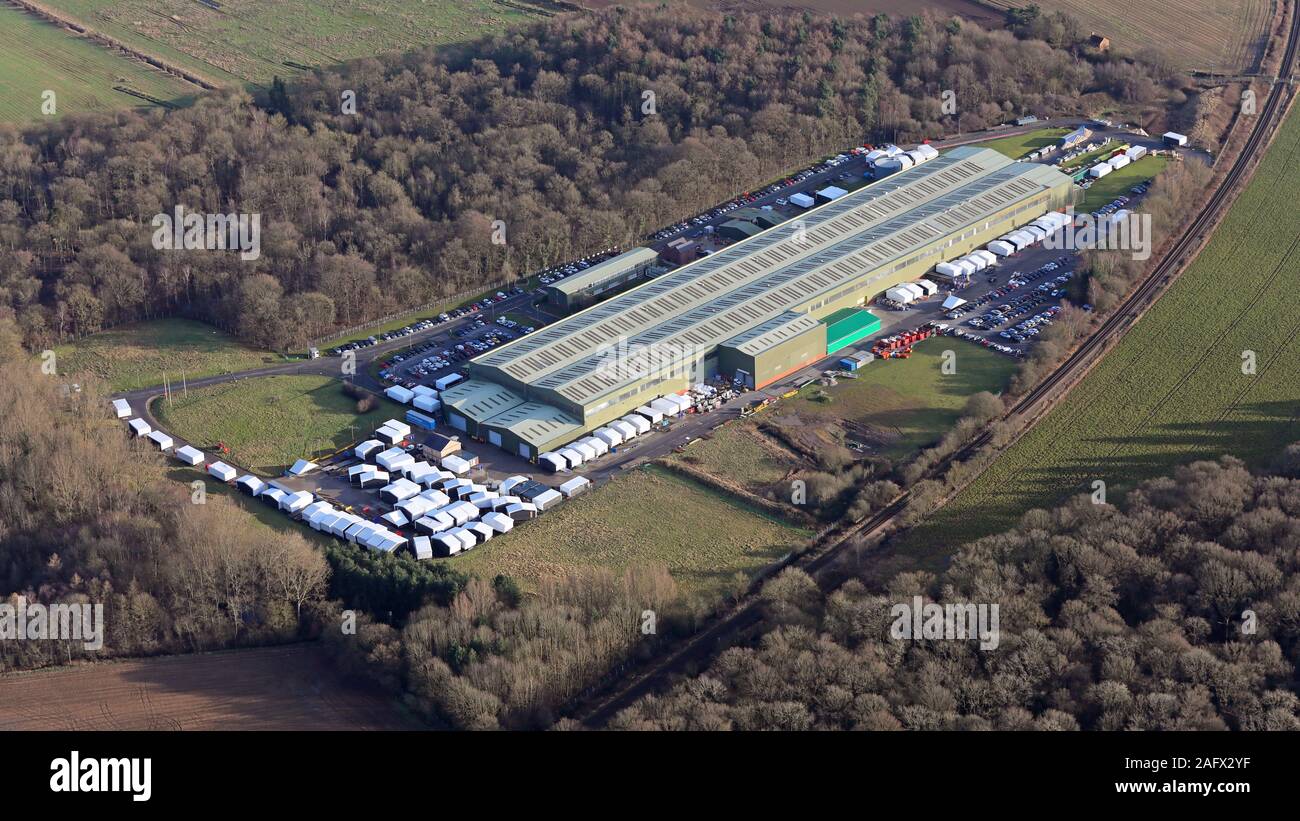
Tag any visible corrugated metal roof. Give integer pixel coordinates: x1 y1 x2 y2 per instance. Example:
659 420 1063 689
548 247 660 297
722 311 823 357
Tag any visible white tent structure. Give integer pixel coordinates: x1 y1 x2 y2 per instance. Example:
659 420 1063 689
111 399 131 419
236 474 266 495
788 192 815 208
559 476 591 498
174 445 205 465
538 452 567 473
942 295 967 311
634 405 664 425
355 439 384 460
532 489 563 511
481 512 514 534
128 418 151 437
441 454 473 475
411 536 433 560
287 459 317 476
380 478 421 504
146 430 174 451
498 475 529 495
280 490 313 514
558 447 585 468
376 447 414 472
609 420 638 440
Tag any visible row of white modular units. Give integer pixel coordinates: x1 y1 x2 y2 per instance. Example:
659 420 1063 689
935 249 998 280
883 278 938 305
1089 145 1146 179
385 383 445 414
985 211 1071 257
537 396 693 472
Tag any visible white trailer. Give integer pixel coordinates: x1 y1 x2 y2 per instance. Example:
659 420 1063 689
174 445 205 466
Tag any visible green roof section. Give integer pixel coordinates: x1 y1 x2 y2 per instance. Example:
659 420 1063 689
821 308 881 354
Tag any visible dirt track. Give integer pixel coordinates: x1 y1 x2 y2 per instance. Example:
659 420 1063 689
0 644 418 731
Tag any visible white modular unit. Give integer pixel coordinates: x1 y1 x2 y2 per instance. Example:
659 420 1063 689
579 436 608 457
610 420 638 440
236 475 266 495
538 452 568 473
281 491 313 514
432 533 462 556
385 385 414 404
1109 154 1131 170
593 428 623 448
987 240 1016 257
413 394 441 414
1125 145 1147 161
376 447 414 472
411 536 433 560
434 373 465 391
128 418 151 437
174 445 205 465
649 397 680 418
885 285 916 304
440 454 472 475
505 502 538 521
558 447 585 468
207 461 237 482
111 398 131 419
635 405 664 425
146 430 173 451
622 413 653 433
1089 163 1112 178
480 512 514 534
559 476 591 498
532 489 563 511
354 439 384 460
497 475 529 495
411 385 437 397
571 441 598 462
380 478 421 503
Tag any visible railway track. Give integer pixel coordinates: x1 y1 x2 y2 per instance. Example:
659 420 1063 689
570 8 1300 728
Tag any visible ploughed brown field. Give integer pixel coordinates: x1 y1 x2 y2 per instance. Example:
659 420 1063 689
0 644 417 731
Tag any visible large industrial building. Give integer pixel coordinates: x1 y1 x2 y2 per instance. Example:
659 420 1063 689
444 146 1076 459
544 247 660 312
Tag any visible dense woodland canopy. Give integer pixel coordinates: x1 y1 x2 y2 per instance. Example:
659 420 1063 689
0 4 1184 351
0 318 466 671
610 454 1300 731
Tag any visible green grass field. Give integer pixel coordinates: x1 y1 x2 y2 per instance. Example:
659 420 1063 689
42 0 546 86
978 127 1069 159
667 423 795 494
788 340 1019 459
0 5 195 122
1079 156 1169 211
155 373 402 473
56 318 279 392
906 104 1300 560
440 465 813 599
